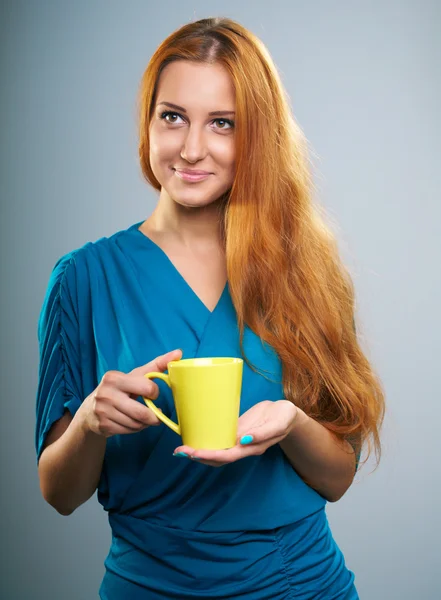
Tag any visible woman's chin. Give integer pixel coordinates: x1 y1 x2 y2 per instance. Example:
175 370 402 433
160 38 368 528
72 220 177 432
168 191 224 209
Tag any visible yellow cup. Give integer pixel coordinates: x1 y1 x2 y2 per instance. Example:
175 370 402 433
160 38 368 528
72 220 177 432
143 357 243 450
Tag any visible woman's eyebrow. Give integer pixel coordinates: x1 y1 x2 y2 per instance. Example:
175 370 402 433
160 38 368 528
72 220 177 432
157 101 235 116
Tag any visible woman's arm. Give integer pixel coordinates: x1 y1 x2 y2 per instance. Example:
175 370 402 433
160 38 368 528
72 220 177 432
278 408 357 502
38 350 182 516
38 403 107 516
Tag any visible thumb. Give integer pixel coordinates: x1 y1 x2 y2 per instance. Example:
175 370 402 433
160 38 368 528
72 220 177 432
236 421 276 446
131 349 183 376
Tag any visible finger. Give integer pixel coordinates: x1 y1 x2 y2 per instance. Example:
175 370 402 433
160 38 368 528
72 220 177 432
96 387 162 427
131 349 183 376
98 416 142 436
105 405 157 430
172 445 226 467
174 445 249 465
101 371 160 400
113 393 163 427
237 421 289 447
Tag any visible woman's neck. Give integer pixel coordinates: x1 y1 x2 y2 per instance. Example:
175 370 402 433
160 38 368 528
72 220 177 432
147 189 225 248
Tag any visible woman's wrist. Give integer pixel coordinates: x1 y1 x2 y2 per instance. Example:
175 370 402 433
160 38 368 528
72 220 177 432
288 406 310 436
75 395 102 439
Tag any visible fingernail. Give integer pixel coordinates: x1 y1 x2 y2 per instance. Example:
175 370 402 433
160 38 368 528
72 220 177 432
173 452 188 457
240 435 253 445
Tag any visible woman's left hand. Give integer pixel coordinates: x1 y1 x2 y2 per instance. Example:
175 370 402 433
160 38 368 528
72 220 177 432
173 400 299 467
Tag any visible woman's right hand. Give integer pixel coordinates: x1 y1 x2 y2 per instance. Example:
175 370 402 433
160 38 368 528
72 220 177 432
79 349 182 438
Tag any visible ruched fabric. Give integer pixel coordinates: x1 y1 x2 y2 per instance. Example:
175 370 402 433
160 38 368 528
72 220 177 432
36 254 83 460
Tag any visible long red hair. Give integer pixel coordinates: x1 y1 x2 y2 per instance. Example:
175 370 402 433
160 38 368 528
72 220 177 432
138 17 385 467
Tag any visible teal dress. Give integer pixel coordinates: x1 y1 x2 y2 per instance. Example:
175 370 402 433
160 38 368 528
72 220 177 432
35 222 359 599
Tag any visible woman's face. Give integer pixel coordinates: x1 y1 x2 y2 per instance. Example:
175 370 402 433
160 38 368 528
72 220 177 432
149 60 236 208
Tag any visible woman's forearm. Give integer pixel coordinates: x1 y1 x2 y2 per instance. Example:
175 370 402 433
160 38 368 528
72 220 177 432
38 400 107 516
278 408 357 502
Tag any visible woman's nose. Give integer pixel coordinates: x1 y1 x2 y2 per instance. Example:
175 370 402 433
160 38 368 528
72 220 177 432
180 126 208 163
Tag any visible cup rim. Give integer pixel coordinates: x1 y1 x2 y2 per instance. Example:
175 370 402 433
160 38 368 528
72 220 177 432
168 357 243 368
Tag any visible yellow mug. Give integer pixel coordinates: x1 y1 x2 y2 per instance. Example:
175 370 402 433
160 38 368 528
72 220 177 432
143 357 243 450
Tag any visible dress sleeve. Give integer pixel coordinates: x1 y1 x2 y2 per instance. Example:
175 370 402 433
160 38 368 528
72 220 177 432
35 252 84 462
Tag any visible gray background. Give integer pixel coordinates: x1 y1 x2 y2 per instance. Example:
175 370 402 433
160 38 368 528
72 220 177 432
1 0 440 598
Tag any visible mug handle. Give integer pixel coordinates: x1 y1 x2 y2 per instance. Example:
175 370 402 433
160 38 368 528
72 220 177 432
142 372 180 435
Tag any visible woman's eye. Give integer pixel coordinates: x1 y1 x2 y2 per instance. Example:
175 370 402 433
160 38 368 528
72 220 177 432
213 119 234 130
161 111 184 124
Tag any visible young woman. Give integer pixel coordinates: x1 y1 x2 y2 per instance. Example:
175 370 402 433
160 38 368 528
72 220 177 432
36 17 385 599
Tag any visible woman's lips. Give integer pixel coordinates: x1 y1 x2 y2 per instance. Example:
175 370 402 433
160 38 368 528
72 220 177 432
173 168 212 182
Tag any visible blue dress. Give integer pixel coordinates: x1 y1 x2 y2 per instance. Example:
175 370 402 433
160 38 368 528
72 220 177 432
35 222 359 599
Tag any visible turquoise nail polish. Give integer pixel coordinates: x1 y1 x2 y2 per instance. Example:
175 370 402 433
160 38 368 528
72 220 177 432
173 452 188 457
240 435 253 445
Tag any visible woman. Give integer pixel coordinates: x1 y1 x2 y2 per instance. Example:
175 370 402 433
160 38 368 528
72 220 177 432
36 17 385 599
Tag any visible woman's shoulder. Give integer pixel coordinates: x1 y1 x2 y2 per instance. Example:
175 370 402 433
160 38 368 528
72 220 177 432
53 221 142 271
47 221 143 295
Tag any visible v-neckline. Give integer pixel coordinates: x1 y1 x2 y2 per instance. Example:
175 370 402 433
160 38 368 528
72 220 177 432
133 223 228 315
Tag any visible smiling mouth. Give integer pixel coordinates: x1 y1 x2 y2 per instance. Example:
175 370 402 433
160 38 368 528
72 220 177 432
173 168 212 182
